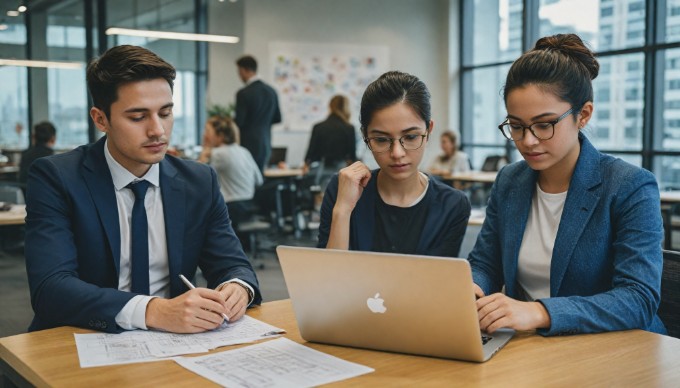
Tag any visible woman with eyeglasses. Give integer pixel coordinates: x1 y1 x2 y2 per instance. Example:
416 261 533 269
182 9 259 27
317 71 471 256
469 33 666 336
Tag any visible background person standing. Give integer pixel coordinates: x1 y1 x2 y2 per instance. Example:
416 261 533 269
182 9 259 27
234 55 282 171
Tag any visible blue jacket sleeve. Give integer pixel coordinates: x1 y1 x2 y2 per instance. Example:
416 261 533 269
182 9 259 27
25 158 134 333
538 168 664 336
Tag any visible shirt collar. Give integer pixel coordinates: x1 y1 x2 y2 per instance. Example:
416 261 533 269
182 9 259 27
104 138 160 191
245 75 260 86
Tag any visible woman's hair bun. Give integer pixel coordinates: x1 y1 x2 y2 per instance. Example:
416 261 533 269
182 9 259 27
534 33 599 80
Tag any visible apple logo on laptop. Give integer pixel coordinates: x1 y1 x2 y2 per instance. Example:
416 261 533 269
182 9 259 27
367 293 387 313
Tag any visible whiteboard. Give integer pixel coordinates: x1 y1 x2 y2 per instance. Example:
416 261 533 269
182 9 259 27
269 41 390 132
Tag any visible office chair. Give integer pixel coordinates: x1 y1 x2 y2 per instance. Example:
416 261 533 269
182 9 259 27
236 218 271 269
660 250 680 339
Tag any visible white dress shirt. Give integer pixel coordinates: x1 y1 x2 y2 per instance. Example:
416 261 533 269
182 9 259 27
104 141 253 330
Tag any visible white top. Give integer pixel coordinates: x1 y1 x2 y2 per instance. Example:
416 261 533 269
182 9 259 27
517 183 567 301
428 151 470 174
210 144 263 203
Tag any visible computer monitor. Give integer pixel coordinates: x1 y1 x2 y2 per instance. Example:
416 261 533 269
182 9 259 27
268 147 287 166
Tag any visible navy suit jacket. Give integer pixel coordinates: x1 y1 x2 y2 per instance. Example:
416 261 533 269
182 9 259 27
235 79 282 170
318 170 471 256
468 134 665 336
25 137 262 333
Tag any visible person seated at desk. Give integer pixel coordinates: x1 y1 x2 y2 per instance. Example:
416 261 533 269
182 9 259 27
428 130 469 176
198 115 263 247
318 71 470 256
19 121 57 185
469 33 666 336
24 45 261 334
303 94 357 174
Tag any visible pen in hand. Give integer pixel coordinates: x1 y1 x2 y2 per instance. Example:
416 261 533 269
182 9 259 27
179 274 230 323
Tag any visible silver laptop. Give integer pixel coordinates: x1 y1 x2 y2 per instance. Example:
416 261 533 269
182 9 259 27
276 246 514 362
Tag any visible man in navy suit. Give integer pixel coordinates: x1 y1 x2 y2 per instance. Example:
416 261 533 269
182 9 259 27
25 45 261 333
234 55 281 171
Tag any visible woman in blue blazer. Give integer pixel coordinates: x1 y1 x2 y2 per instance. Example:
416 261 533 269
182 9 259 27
318 71 470 256
469 34 666 336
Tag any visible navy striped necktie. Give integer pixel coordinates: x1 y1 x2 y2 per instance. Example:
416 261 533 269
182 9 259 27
127 180 151 295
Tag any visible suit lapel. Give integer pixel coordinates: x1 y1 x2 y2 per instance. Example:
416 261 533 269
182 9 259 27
160 159 185 296
550 136 601 295
82 137 122 274
503 166 537 297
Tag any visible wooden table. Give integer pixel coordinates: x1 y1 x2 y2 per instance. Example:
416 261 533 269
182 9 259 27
468 207 486 226
0 204 25 226
2 299 679 387
444 170 498 184
263 168 304 179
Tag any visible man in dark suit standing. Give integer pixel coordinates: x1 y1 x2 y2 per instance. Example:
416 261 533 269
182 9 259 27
234 55 282 171
18 121 56 185
25 45 261 334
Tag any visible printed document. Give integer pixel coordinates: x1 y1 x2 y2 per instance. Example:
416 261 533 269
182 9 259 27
175 337 374 387
75 315 284 367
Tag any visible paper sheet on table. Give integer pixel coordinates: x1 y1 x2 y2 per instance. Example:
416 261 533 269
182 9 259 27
74 315 284 367
175 337 374 388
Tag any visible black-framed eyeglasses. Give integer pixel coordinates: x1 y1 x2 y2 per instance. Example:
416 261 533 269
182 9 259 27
364 133 428 153
498 106 579 142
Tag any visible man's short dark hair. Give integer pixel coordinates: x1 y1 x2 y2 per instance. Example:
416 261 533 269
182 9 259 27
33 121 56 145
86 45 176 118
236 55 258 72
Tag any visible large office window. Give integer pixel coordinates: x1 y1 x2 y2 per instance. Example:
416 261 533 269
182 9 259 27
0 13 28 150
461 0 680 189
106 0 202 152
0 0 206 153
43 0 89 148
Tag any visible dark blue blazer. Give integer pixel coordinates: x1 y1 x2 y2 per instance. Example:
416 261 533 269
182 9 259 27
318 170 471 256
468 134 666 336
235 79 282 170
24 137 262 333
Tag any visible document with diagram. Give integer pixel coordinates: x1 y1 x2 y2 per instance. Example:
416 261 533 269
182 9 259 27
74 315 285 367
175 337 374 387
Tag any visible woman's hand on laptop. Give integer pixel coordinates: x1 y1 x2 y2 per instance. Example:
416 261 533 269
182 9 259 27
472 283 485 299
476 293 551 333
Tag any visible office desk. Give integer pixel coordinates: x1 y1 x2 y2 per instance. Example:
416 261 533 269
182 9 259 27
444 170 497 184
0 205 25 226
0 165 19 182
263 168 304 179
2 299 679 387
468 207 486 226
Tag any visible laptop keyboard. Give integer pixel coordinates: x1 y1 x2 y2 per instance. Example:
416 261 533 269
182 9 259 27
481 335 493 345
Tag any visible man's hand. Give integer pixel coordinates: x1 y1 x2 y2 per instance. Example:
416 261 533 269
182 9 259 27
217 282 250 322
145 288 228 333
476 293 551 333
